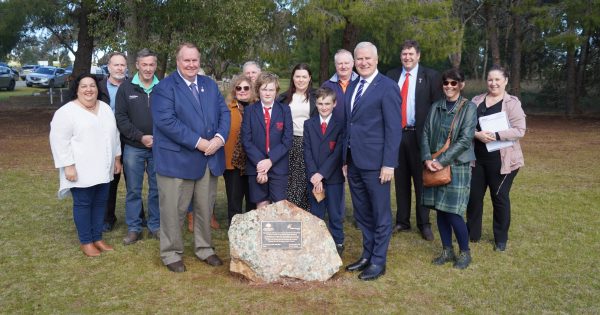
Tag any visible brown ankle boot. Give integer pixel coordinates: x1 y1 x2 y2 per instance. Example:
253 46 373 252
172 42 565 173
93 240 114 252
210 213 220 229
80 243 101 257
187 212 194 232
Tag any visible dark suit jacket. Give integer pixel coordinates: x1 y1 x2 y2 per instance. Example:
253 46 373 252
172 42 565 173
241 100 293 176
386 64 442 144
303 116 344 185
151 72 230 180
343 72 402 170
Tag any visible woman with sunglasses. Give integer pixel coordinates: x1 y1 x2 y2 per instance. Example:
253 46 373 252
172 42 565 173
223 75 257 225
466 65 526 252
421 68 477 269
277 63 318 210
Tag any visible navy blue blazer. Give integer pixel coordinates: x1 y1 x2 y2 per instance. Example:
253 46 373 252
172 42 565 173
303 116 344 185
241 100 293 176
343 72 402 170
151 72 230 180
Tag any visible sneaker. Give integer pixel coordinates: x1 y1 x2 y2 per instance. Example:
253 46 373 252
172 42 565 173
432 247 456 265
453 250 472 269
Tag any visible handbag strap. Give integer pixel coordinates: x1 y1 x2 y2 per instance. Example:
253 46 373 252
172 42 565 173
433 96 468 157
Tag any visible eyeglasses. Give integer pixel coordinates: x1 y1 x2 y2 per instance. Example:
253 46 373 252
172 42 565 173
235 86 250 91
443 80 459 87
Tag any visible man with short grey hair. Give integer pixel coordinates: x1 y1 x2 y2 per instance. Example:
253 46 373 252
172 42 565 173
242 61 261 83
115 48 161 245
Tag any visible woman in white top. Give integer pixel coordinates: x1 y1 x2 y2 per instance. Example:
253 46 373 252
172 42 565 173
49 73 121 257
277 63 317 210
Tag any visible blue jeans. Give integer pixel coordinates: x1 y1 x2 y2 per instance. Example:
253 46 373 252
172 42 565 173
123 145 159 233
71 183 109 244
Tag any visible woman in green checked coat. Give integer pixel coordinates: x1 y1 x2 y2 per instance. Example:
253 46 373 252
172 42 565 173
420 68 477 270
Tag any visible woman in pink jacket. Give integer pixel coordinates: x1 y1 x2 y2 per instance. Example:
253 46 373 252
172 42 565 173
466 65 526 252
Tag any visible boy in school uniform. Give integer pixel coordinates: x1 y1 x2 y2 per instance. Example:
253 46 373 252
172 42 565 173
242 72 293 208
303 87 345 256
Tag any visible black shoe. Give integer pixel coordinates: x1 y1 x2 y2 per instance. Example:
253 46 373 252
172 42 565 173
123 231 142 245
494 242 506 252
392 224 411 233
345 258 369 272
336 244 345 256
148 230 160 240
203 254 223 266
166 260 186 273
453 250 472 269
358 264 386 281
103 221 115 232
420 227 434 241
432 247 456 265
470 238 480 243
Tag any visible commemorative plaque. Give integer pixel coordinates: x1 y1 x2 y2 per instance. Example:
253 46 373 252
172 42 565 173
261 221 302 249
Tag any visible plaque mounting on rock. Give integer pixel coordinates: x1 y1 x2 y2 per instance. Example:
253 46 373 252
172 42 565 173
261 221 302 249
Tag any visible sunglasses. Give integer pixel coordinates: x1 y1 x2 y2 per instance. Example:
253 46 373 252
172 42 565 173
235 86 250 91
443 80 459 86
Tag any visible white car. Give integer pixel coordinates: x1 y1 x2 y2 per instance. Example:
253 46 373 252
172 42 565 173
26 66 69 88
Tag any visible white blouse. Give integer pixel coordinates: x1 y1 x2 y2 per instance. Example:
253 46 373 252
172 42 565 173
49 101 121 199
289 93 310 136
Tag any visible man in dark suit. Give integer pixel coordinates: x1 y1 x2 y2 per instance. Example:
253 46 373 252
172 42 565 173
343 42 402 281
386 40 442 241
151 43 230 273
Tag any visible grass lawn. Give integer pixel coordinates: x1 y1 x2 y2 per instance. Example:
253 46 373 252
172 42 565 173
0 108 598 314
0 86 47 101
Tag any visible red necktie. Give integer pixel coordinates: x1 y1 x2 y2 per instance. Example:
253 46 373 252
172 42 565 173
321 122 327 135
264 106 271 152
401 73 409 128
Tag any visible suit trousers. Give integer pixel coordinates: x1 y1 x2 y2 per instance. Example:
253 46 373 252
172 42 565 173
347 157 393 266
157 169 217 265
466 160 519 243
394 130 430 230
223 168 254 225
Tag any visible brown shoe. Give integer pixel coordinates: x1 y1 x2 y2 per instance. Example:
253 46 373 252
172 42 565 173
93 240 114 252
80 243 101 257
187 212 194 232
210 213 220 229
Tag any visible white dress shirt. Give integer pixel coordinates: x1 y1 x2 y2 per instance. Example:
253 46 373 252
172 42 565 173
398 64 419 126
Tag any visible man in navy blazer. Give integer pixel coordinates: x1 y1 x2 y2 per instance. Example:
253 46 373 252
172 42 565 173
343 42 402 280
151 43 230 273
386 40 443 241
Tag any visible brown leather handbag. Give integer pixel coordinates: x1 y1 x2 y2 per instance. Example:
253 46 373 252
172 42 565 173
423 98 467 188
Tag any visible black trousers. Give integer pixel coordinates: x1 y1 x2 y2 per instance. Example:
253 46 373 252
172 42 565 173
223 168 254 225
466 160 519 243
394 130 430 230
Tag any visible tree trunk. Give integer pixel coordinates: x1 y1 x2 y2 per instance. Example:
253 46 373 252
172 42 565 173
565 46 577 116
482 39 489 80
485 0 501 66
509 8 522 99
319 35 330 85
72 1 94 80
125 0 138 73
575 30 591 101
342 19 358 51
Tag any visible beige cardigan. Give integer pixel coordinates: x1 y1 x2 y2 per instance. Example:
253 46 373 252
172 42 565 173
472 92 526 174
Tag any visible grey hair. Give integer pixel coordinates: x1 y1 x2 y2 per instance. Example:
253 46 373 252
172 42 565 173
334 49 353 63
353 42 378 58
243 61 261 71
136 48 157 61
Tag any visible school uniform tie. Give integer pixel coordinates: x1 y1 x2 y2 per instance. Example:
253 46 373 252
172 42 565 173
321 122 327 135
401 73 409 128
264 106 271 152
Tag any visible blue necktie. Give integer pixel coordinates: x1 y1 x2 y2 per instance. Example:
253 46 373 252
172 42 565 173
190 83 200 104
353 79 366 109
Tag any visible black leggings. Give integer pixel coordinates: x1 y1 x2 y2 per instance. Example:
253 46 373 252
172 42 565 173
466 160 519 243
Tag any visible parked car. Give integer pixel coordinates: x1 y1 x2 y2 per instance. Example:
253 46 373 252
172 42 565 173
0 66 17 91
0 62 20 80
91 65 108 80
20 64 40 80
26 66 69 88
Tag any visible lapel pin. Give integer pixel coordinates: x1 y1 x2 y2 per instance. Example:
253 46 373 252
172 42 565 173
200 86 204 93
419 78 422 84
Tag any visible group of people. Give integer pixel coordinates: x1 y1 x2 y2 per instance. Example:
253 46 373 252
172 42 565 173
49 39 525 280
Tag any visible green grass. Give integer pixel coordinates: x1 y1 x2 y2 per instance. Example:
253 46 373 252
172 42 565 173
0 109 598 313
0 86 47 101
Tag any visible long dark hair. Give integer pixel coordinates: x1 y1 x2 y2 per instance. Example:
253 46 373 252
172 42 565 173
283 63 312 104
67 73 104 102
